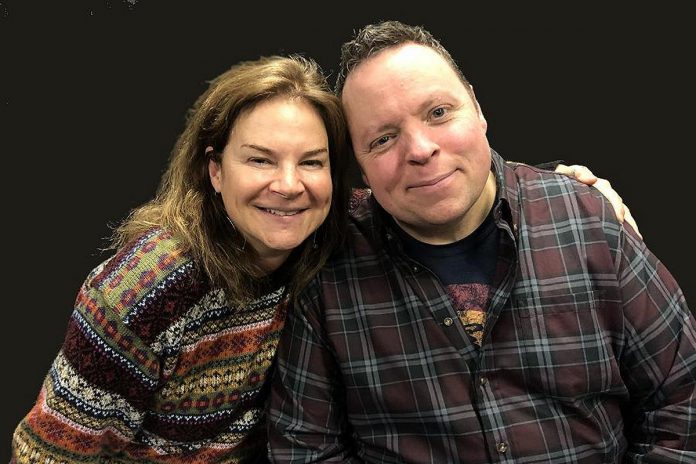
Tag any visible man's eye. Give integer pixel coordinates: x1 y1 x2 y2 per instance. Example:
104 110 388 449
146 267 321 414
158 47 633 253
371 135 391 149
432 107 447 118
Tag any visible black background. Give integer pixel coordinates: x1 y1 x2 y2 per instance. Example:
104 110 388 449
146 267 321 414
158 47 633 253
2 2 694 457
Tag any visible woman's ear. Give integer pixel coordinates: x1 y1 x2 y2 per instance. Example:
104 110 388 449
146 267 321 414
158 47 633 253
206 146 222 193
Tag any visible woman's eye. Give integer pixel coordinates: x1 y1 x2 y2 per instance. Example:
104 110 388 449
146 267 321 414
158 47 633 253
249 157 271 165
301 159 324 168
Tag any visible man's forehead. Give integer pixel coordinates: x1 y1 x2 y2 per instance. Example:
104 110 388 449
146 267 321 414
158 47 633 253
366 44 448 74
344 69 466 111
345 45 458 92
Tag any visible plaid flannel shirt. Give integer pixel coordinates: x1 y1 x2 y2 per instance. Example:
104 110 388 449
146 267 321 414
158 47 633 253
269 151 695 463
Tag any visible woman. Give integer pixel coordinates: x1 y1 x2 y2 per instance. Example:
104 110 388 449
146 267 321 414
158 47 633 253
11 55 348 463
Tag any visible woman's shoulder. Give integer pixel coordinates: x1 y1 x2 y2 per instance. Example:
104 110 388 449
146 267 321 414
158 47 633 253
94 227 191 280
81 228 207 322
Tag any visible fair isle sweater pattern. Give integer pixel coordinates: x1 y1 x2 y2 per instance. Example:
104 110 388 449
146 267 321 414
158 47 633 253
12 228 287 463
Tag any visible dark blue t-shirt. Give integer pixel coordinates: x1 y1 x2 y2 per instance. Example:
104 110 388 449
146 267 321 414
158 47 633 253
397 210 499 346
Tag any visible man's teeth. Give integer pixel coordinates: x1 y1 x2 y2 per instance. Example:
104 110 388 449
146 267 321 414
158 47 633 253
263 208 301 216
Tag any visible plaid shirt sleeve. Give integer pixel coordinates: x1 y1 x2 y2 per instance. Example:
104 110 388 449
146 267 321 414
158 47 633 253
268 283 363 463
617 226 696 461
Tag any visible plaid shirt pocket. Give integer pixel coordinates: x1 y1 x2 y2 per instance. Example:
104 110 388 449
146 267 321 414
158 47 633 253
512 290 622 401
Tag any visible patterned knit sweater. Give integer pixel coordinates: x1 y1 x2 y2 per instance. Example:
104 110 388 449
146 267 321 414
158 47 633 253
11 228 287 463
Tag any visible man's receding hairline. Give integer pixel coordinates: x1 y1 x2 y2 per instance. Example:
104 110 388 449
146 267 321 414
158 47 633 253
341 41 468 96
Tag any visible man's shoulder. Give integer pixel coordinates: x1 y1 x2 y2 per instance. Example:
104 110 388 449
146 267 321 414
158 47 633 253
346 188 384 236
503 160 601 199
505 160 574 181
312 188 387 277
348 188 375 217
501 160 621 235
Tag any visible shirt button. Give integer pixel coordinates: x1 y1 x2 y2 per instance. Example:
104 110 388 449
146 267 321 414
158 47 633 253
479 377 488 386
496 442 508 454
443 317 453 327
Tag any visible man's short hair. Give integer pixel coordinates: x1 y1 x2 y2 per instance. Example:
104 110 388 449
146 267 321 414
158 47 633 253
335 20 471 96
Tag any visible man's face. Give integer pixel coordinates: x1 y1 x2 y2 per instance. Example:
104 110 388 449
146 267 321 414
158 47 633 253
342 43 495 244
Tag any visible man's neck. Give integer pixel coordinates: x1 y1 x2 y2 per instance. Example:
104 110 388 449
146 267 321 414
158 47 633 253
395 171 497 245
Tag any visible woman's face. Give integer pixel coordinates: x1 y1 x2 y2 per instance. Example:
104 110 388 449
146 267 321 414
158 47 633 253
208 96 332 272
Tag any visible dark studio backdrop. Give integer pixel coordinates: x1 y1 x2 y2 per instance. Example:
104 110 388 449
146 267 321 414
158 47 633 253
1 1 693 456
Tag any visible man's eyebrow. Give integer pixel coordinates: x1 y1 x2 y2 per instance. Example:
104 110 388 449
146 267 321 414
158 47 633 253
365 123 398 138
417 95 447 114
364 101 441 137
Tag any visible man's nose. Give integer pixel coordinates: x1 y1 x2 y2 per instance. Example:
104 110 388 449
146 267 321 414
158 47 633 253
404 127 439 165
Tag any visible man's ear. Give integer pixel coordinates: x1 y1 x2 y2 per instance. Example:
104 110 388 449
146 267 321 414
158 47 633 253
468 84 488 131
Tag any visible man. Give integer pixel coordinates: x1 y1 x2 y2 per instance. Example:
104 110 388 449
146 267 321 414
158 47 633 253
268 21 695 463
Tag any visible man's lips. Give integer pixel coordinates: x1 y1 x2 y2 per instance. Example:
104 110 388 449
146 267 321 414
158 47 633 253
407 170 455 189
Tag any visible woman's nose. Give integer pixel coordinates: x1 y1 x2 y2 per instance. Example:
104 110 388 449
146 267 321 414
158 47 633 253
270 166 305 198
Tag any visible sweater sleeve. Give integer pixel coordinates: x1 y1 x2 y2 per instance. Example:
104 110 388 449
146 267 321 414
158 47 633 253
11 230 191 463
11 265 162 463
